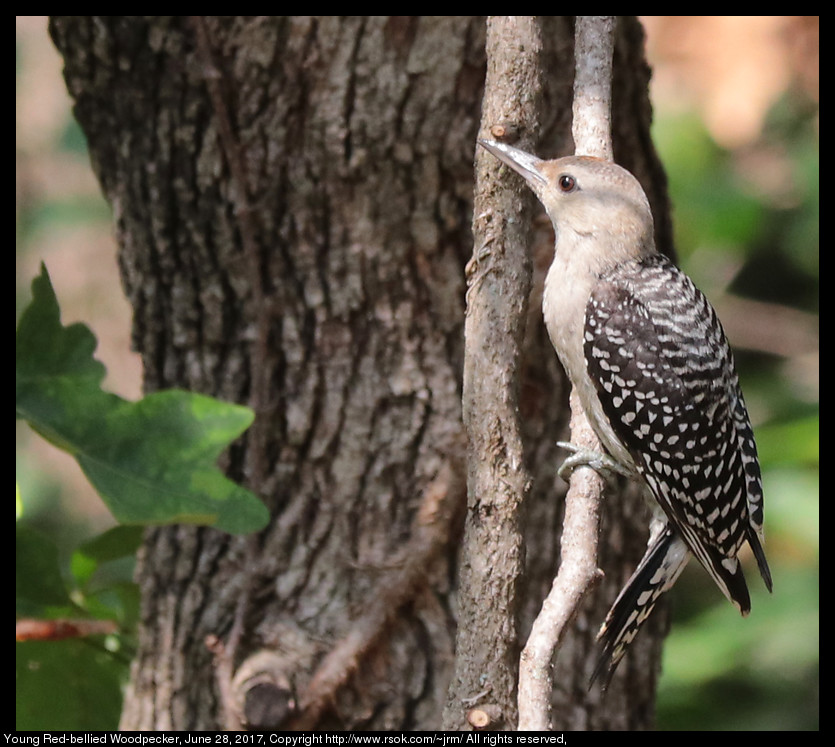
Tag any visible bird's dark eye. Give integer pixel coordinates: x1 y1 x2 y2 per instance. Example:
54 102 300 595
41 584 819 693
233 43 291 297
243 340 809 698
558 174 577 192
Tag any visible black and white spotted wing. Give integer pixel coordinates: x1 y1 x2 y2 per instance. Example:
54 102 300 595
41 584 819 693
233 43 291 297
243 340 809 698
584 254 771 612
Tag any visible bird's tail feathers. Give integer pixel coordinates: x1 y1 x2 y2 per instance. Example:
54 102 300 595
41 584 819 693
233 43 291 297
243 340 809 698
591 525 690 690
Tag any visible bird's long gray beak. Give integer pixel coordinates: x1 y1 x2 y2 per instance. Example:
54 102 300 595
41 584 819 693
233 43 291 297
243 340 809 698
477 139 548 186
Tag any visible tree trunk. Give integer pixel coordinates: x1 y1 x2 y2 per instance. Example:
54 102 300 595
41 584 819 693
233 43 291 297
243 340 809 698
50 16 672 731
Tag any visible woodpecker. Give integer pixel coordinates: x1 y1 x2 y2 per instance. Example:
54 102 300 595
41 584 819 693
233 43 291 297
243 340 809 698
478 139 772 688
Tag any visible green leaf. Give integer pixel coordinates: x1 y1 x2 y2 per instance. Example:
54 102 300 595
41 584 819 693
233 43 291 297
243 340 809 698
79 581 141 627
71 525 144 588
16 263 106 387
16 524 72 614
17 639 125 730
16 264 269 535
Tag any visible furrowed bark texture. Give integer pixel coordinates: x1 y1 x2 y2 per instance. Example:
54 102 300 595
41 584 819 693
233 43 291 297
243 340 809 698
50 16 672 730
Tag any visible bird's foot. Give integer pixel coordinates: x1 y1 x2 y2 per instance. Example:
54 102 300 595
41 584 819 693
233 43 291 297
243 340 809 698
557 441 632 481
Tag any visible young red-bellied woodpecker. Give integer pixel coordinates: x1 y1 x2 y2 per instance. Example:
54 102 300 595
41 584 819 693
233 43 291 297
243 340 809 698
478 139 773 688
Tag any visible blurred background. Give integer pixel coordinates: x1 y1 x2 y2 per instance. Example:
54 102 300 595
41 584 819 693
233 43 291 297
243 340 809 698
16 16 818 730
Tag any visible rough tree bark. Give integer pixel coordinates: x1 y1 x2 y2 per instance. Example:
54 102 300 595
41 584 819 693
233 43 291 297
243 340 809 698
50 16 674 730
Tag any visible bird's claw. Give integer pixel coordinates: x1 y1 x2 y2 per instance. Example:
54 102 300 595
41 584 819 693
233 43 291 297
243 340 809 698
557 441 631 481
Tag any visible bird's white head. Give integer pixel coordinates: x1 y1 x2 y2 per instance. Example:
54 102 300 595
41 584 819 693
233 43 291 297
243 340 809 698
478 139 656 266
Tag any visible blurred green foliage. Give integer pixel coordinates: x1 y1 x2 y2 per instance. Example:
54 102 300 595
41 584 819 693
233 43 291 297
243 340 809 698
15 521 140 730
17 639 127 731
16 268 268 728
16 59 266 725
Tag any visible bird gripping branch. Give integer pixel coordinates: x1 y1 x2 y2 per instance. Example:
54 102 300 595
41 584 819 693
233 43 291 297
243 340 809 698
478 139 772 688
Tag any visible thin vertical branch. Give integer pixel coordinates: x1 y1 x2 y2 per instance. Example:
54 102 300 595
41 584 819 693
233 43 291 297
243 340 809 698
572 16 616 160
517 16 615 732
443 16 542 731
